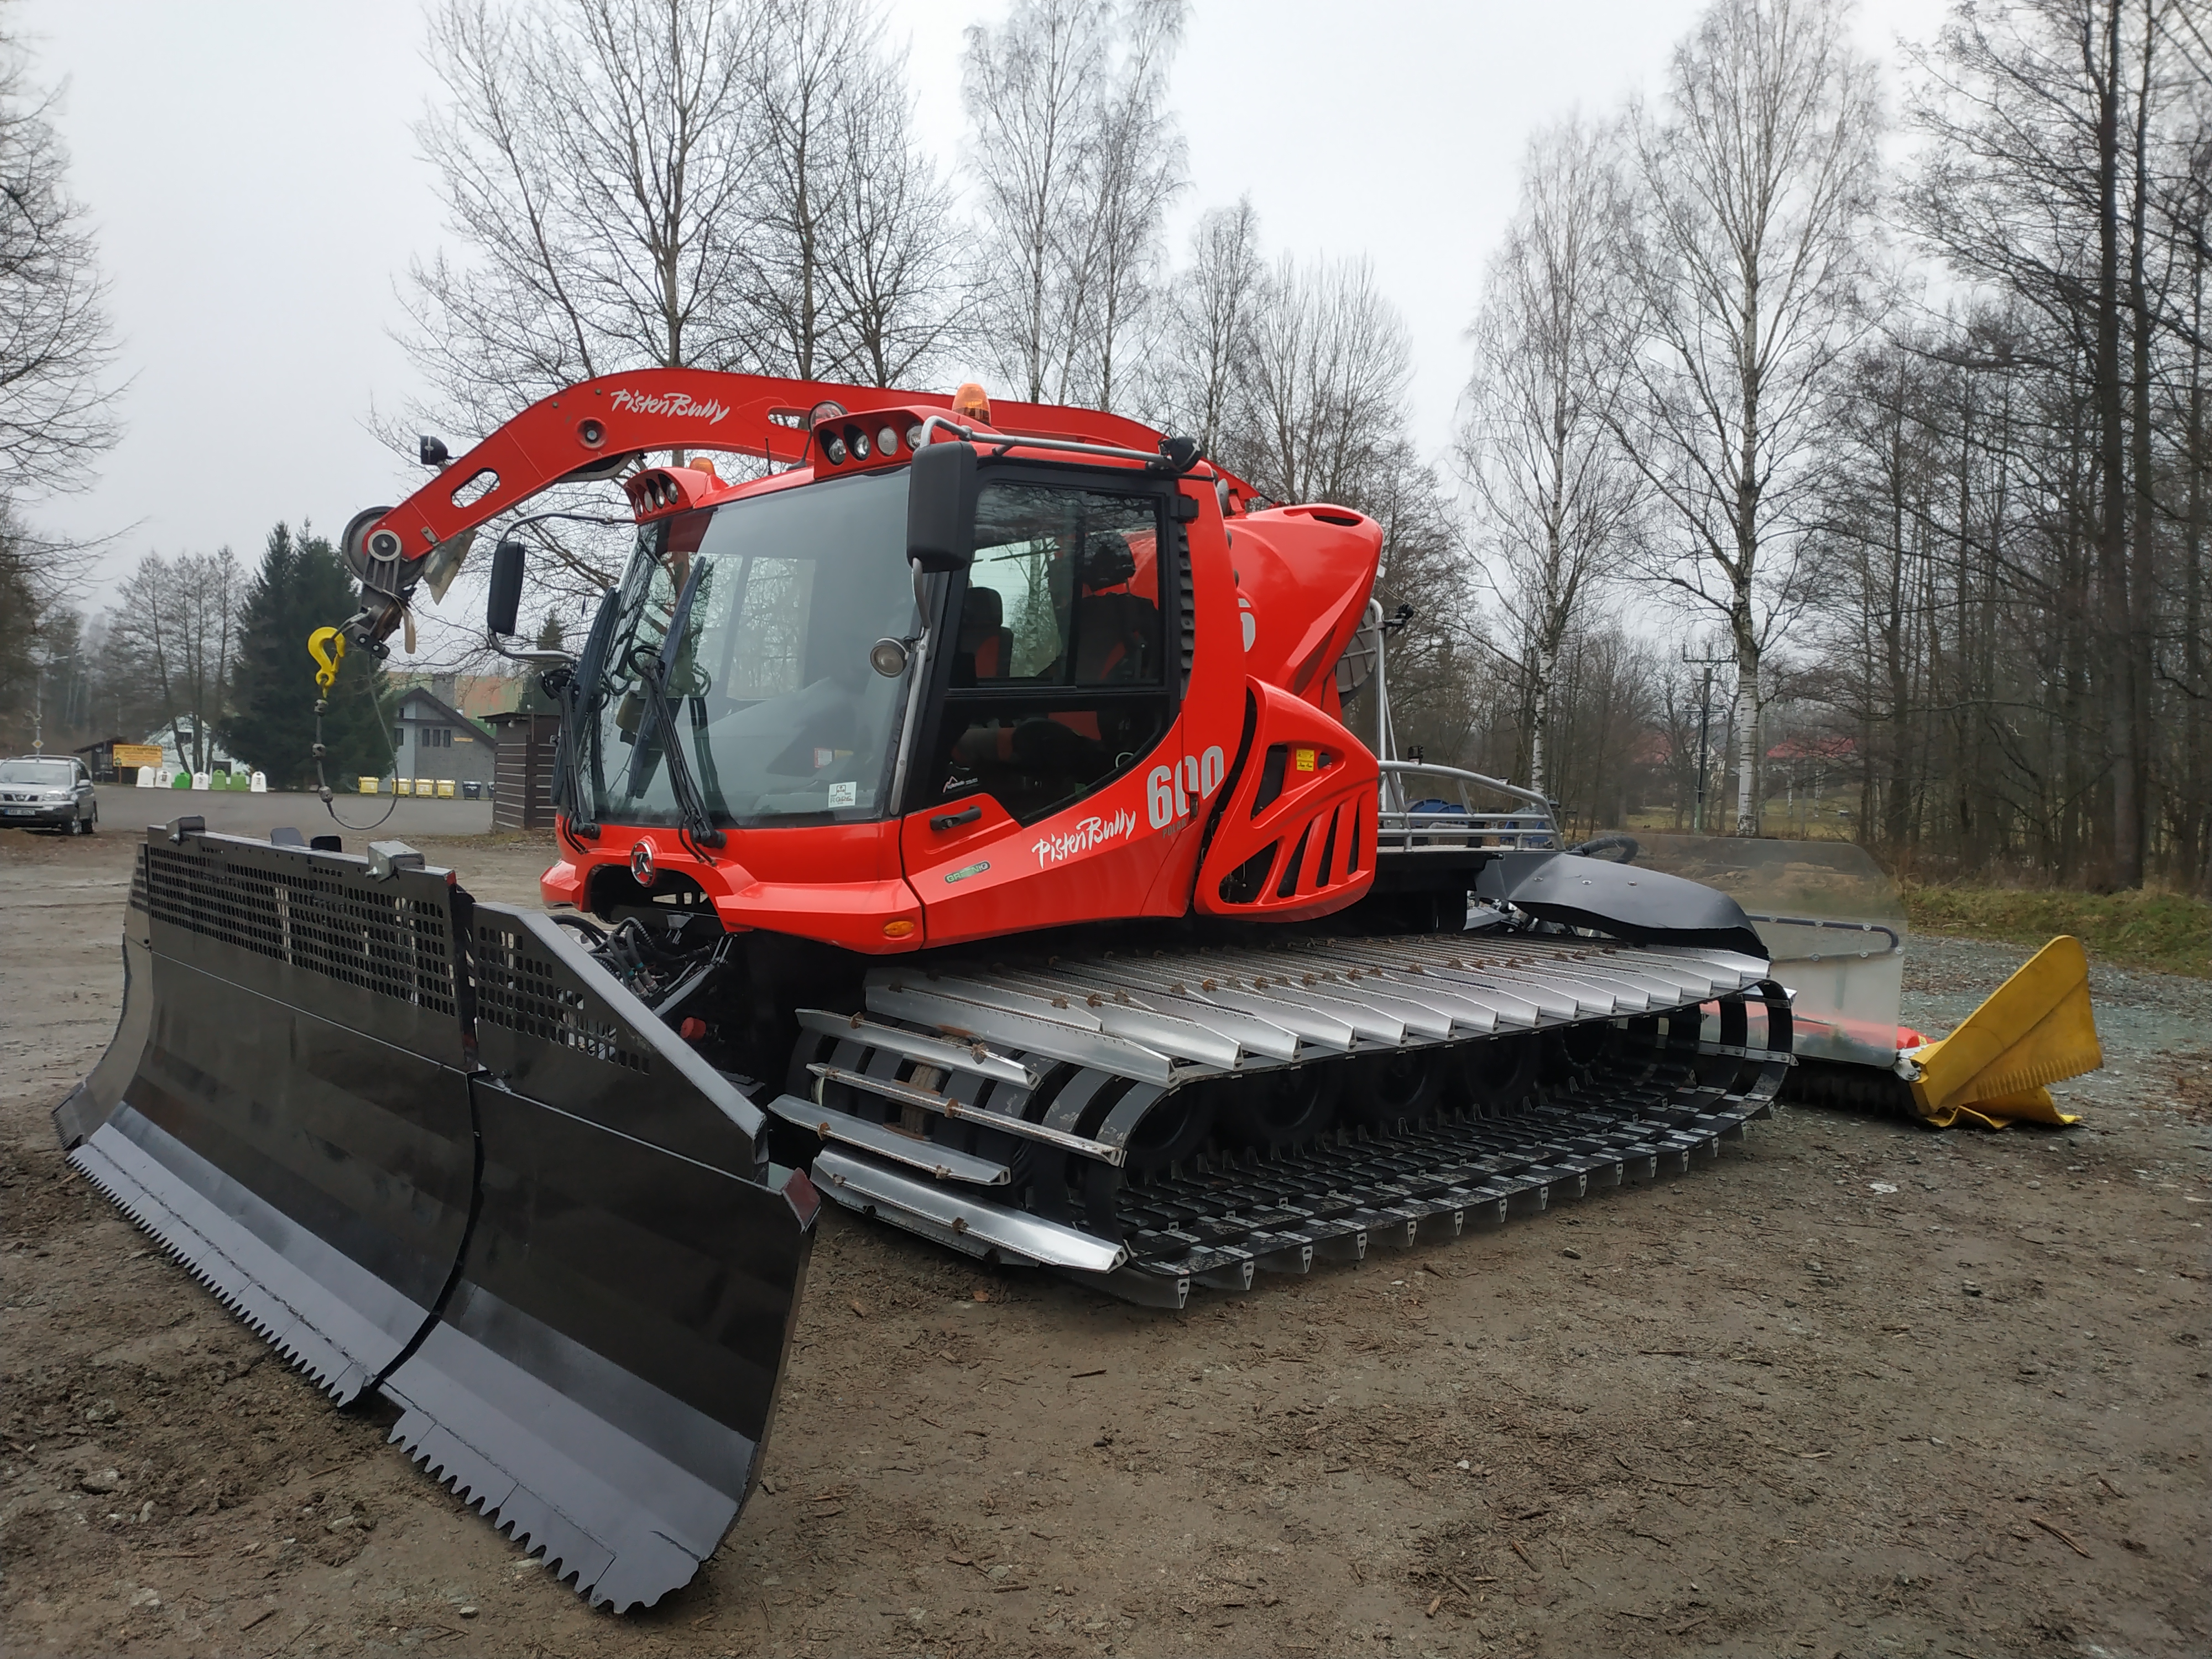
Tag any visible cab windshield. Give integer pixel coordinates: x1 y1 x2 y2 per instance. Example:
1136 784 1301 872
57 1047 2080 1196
582 468 917 829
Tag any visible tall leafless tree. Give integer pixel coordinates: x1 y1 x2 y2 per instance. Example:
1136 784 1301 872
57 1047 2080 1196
1146 196 1263 457
1238 254 1413 508
1902 0 2203 886
742 0 964 383
812 36 968 386
397 0 959 631
1609 0 1882 836
961 0 1186 411
406 0 764 433
0 24 122 742
1457 118 1643 801
0 30 119 495
111 551 244 773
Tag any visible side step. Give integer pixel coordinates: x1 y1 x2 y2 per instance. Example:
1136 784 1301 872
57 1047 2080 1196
810 1144 1126 1273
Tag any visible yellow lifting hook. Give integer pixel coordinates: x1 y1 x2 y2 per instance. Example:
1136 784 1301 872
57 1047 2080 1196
307 627 346 690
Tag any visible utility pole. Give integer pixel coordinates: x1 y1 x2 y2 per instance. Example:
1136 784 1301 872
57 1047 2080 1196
1682 648 1731 834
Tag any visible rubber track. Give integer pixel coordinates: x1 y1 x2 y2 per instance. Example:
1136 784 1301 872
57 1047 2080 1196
801 938 1793 1301
1110 985 1789 1291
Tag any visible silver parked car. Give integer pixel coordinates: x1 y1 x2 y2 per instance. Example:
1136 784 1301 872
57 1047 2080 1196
0 755 98 833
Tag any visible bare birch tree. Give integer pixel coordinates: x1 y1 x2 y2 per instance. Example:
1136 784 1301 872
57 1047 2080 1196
1074 0 1185 410
813 38 967 385
0 31 118 494
742 0 877 379
1457 118 1642 800
1901 0 2203 885
111 551 244 773
961 0 1186 410
0 25 122 738
1238 254 1413 507
405 0 765 439
1146 196 1264 455
743 0 963 383
1609 0 1882 834
398 0 958 634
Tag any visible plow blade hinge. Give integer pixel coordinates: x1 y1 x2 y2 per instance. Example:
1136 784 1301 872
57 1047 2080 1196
1906 935 2101 1128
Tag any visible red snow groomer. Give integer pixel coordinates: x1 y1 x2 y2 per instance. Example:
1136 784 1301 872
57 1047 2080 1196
59 372 1790 1610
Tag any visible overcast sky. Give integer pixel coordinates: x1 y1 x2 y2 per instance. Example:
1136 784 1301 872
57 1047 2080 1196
18 0 1948 632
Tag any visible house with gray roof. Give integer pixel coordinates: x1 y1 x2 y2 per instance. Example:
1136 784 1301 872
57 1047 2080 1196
389 685 497 788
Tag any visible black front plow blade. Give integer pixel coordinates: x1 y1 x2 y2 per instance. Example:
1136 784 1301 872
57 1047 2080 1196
380 906 816 1609
56 830 817 1614
58 830 477 1400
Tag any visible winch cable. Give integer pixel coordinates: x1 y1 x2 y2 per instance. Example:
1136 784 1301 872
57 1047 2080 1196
306 625 400 833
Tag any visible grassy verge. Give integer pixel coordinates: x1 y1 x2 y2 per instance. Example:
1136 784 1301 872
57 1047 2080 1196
1901 883 2211 979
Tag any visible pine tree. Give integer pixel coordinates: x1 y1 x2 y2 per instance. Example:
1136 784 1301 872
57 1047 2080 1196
226 523 392 789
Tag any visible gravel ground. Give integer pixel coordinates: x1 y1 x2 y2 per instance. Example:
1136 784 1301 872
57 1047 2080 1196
3 828 2205 1658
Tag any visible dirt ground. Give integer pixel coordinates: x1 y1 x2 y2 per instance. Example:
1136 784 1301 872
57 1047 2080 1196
3 820 2206 1658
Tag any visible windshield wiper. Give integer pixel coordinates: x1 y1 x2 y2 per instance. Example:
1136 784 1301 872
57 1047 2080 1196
633 566 726 854
549 586 620 844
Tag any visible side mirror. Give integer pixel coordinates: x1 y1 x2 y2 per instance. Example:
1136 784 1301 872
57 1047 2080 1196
906 440 975 573
487 537 526 636
1156 434 1203 473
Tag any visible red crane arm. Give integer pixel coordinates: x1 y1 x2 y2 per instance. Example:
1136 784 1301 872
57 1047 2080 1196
357 368 1180 574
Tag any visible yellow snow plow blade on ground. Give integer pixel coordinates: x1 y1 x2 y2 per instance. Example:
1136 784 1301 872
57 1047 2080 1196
1899 935 2102 1129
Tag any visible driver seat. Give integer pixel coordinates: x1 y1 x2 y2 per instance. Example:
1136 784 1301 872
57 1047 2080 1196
958 585 1013 682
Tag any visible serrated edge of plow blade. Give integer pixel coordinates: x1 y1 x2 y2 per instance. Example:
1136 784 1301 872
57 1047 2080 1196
66 1139 363 1404
385 1422 684 1613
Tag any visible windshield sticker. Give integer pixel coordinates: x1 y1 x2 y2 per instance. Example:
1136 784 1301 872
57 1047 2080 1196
945 860 990 884
1033 807 1138 868
827 781 858 808
607 387 731 425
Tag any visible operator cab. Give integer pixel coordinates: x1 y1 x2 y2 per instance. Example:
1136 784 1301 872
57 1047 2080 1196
566 409 1185 840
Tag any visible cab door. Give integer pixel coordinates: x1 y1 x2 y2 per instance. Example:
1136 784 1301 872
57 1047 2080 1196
900 470 1197 946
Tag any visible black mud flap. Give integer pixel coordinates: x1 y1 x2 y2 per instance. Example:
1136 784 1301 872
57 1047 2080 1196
377 905 815 1611
56 833 817 1615
1478 849 1770 958
57 829 478 1401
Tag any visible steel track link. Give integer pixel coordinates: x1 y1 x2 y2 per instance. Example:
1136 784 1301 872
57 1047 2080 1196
780 933 1792 1307
1104 993 1788 1295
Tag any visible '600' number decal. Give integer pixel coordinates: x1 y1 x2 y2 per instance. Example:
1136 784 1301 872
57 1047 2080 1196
1147 746 1227 830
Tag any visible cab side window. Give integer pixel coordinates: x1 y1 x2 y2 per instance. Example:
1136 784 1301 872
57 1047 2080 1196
927 482 1172 824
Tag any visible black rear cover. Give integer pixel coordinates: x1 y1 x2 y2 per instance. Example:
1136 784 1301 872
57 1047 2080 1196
1478 849 1769 957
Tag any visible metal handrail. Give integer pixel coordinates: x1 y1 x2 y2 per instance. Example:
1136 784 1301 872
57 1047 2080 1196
1372 760 1558 853
1376 760 1551 812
